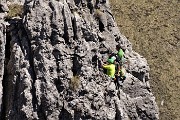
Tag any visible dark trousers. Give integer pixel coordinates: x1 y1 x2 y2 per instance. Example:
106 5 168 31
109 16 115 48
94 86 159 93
115 75 126 89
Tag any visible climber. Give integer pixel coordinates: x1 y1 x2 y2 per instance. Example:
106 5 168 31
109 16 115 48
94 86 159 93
115 65 126 89
115 44 125 66
107 44 125 66
102 58 116 79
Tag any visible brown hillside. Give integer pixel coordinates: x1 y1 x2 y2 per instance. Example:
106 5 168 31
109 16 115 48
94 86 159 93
110 0 180 120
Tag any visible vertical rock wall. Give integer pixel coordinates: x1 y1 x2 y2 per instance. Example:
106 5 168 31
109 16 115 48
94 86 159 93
0 0 8 117
0 11 6 118
0 0 159 120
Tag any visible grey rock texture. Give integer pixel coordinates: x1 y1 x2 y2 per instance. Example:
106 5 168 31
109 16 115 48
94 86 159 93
0 1 9 12
6 0 25 5
0 0 159 120
0 1 8 116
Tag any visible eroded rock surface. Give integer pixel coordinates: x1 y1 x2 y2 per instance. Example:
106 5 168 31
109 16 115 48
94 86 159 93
0 0 159 120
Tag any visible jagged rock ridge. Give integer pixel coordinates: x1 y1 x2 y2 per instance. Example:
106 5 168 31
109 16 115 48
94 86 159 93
0 0 159 120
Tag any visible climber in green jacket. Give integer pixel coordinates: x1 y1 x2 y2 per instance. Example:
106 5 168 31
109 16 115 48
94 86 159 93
102 58 116 78
108 44 125 66
116 44 125 66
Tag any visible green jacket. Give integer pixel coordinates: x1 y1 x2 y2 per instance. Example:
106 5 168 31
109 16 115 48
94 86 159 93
117 49 124 59
103 64 115 78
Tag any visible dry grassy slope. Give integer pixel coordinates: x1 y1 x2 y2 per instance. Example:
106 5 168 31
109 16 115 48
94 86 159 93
109 0 180 120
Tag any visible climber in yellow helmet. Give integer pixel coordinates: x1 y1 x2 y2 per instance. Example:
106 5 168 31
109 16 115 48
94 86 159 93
102 58 116 78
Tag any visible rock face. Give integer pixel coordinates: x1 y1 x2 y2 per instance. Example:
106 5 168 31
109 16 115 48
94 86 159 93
0 0 8 117
0 0 159 120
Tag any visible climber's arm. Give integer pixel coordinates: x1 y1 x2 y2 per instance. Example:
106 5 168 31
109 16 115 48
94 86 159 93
103 64 111 69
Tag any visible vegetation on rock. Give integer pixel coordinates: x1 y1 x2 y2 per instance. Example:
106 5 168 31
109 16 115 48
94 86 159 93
70 76 80 91
6 4 23 19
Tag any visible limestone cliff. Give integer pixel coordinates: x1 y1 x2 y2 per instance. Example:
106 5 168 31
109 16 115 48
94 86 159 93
0 0 159 120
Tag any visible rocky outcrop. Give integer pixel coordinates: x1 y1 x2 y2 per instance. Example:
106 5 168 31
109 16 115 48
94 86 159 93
0 0 8 117
0 0 159 120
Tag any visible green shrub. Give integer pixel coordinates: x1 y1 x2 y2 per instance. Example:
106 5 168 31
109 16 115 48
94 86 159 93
69 76 80 91
6 4 23 19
